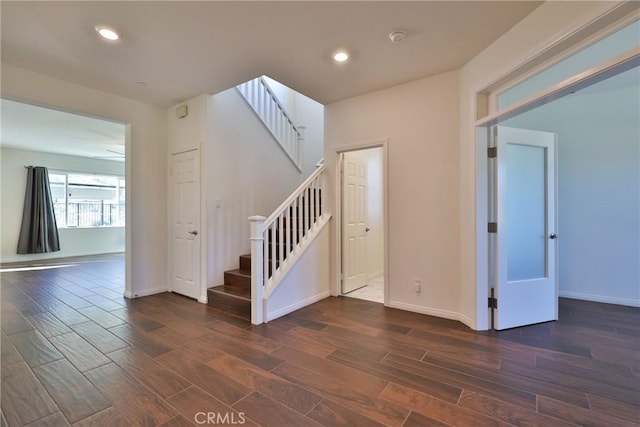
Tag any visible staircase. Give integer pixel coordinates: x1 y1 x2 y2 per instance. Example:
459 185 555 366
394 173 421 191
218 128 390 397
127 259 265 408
209 76 326 323
207 186 323 321
207 254 252 320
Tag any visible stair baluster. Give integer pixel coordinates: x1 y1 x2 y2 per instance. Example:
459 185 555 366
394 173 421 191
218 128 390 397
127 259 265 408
236 77 304 171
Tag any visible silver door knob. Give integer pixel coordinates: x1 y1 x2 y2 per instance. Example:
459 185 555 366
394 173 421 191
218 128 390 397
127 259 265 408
189 230 198 236
549 233 558 239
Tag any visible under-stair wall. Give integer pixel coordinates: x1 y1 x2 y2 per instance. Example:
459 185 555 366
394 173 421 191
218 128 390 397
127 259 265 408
264 221 330 321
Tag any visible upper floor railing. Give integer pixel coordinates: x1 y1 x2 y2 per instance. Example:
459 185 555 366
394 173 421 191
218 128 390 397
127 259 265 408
236 77 304 171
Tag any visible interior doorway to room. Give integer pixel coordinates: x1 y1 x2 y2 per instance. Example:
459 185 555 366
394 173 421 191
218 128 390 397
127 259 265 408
0 99 128 295
482 63 640 330
476 15 639 331
340 146 385 303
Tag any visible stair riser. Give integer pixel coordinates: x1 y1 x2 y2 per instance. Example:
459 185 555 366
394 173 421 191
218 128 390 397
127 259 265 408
224 272 251 290
207 290 250 318
239 255 251 271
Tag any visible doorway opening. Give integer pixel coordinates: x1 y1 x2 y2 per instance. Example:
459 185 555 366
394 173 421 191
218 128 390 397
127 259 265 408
339 146 385 304
480 62 639 330
0 98 128 295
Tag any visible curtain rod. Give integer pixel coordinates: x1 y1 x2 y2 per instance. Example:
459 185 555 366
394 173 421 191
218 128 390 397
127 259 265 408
24 165 125 176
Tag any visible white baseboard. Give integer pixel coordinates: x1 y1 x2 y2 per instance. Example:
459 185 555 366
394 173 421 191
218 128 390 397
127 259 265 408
458 313 473 329
559 291 640 308
266 290 330 322
367 270 384 281
198 295 208 304
387 300 462 322
123 286 167 299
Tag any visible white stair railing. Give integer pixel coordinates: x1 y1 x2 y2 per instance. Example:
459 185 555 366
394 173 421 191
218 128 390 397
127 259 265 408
237 77 304 171
249 164 328 324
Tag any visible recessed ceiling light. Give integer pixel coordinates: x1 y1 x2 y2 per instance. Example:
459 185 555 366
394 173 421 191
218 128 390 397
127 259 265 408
95 26 120 41
332 50 350 63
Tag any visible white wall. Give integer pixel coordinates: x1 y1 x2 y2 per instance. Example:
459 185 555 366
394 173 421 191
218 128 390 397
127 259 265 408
263 76 325 177
325 71 461 319
266 222 330 321
206 88 314 287
504 80 640 306
167 95 209 155
166 83 324 292
459 1 625 329
1 65 167 297
1 148 125 263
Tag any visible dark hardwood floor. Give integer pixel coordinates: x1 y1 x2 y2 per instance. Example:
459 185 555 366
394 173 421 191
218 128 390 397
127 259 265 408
1 256 639 426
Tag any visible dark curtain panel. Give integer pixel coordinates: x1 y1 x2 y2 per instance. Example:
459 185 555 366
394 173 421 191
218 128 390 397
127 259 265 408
17 166 61 254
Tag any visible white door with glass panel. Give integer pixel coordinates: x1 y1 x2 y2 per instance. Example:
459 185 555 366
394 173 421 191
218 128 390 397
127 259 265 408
342 152 369 293
170 150 200 300
495 126 557 330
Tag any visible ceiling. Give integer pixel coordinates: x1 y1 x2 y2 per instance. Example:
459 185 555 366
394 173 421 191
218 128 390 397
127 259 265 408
1 1 542 108
0 99 125 160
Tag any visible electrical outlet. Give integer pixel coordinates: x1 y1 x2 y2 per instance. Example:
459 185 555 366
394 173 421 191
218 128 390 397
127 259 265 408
414 277 421 293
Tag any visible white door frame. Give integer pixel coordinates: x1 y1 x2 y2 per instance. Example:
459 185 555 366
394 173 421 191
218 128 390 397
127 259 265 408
474 38 639 330
0 97 133 298
334 140 389 306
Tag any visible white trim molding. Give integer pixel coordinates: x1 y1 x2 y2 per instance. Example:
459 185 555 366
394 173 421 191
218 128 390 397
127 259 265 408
560 291 640 308
266 291 331 322
124 286 168 299
388 301 462 322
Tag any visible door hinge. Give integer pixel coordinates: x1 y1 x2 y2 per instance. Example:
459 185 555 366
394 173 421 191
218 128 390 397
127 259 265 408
488 147 497 158
488 296 498 309
488 222 497 233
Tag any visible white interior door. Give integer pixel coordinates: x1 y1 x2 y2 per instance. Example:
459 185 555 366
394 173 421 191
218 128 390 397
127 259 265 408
170 150 200 299
342 152 368 293
495 126 557 330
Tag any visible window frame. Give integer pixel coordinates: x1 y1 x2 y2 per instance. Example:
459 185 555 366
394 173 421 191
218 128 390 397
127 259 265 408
487 14 640 115
49 169 126 229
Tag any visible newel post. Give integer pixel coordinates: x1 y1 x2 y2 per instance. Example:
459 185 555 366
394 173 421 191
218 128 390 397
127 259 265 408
249 216 265 325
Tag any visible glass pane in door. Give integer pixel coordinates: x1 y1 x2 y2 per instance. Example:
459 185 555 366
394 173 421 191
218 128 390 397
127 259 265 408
507 143 546 281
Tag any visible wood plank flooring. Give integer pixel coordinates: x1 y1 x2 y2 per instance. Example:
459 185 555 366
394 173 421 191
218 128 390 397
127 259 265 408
1 256 639 426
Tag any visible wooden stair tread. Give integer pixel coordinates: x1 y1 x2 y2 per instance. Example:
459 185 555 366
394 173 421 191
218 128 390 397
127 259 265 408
208 285 251 301
225 268 251 277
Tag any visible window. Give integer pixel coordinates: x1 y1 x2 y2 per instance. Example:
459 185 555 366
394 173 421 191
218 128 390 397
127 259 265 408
497 19 640 110
49 171 125 228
